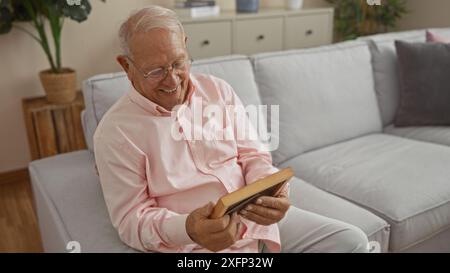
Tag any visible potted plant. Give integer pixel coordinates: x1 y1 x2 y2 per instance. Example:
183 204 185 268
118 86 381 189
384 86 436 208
0 0 105 104
326 0 408 41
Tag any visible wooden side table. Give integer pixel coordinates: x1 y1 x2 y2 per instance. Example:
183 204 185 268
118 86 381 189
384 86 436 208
22 91 87 160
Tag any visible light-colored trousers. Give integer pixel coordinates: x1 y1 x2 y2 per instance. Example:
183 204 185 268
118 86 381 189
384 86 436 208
261 206 369 253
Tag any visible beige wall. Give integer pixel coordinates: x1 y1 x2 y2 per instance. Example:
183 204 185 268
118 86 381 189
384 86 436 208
0 0 448 173
397 0 450 30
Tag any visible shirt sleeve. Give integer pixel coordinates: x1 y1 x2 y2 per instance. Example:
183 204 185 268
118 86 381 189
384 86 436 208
94 131 196 253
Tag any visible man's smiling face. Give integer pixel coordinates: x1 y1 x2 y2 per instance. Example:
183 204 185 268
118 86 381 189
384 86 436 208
118 28 191 111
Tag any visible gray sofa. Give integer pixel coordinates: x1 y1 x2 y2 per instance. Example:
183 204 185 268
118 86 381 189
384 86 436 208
29 28 450 253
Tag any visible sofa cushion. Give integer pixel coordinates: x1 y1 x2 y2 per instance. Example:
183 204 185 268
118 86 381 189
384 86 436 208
29 150 390 252
190 55 262 107
360 28 450 126
428 27 450 42
279 134 450 252
427 30 450 43
394 40 450 126
362 30 426 126
252 41 382 165
289 177 390 252
82 72 130 151
384 125 450 147
82 55 260 151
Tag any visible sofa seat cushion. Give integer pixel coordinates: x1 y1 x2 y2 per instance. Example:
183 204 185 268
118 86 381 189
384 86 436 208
385 125 450 147
252 41 382 165
289 177 390 252
279 134 450 252
29 151 389 252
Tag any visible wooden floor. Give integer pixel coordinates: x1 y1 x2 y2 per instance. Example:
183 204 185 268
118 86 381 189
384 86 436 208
0 178 43 252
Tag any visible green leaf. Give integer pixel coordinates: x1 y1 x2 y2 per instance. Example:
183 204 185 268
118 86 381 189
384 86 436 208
0 0 10 8
60 0 92 23
12 2 33 21
0 6 13 33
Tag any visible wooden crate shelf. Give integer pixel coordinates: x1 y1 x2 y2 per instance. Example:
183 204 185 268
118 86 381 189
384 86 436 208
22 92 87 160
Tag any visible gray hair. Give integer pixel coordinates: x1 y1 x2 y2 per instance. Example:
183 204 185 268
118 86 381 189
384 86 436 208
119 5 185 56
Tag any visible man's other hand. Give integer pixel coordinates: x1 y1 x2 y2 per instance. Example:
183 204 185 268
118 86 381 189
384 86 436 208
240 191 290 226
186 202 242 252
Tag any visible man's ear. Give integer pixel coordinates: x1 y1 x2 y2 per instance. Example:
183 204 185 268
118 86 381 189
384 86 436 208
117 55 130 73
184 36 188 48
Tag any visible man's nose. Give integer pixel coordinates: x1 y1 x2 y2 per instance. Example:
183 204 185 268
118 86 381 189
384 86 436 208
161 68 179 87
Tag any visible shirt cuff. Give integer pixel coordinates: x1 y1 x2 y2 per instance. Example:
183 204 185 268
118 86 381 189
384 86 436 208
162 214 196 247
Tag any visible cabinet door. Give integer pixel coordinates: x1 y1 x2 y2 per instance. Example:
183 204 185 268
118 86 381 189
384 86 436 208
183 21 232 60
234 17 283 55
285 13 332 49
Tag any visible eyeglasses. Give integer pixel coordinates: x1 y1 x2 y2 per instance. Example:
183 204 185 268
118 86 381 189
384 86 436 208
126 55 192 82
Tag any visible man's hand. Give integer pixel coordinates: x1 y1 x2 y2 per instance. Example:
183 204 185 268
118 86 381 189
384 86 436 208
186 202 242 252
240 191 290 226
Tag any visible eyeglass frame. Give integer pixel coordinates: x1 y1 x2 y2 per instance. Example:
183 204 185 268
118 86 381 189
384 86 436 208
125 55 193 81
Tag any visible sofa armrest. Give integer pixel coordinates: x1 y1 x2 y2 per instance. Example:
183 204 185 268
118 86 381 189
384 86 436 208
29 150 136 253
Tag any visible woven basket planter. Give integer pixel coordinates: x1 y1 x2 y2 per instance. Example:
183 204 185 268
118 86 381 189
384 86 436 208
39 68 77 104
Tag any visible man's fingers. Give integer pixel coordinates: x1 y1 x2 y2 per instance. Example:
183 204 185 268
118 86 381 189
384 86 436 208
198 202 215 217
224 213 239 236
203 215 231 233
243 204 282 220
208 213 240 248
256 196 290 210
202 212 238 234
277 186 289 198
240 210 273 226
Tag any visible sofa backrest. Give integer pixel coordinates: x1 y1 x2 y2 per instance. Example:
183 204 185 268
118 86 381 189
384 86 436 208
359 27 450 126
82 55 260 151
252 40 383 165
82 72 130 151
190 55 263 107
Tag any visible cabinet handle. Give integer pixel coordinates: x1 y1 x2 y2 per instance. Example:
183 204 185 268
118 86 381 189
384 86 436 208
202 40 210 46
306 29 314 36
257 35 265 41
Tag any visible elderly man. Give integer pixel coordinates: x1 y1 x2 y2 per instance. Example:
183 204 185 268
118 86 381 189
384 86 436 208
94 5 369 253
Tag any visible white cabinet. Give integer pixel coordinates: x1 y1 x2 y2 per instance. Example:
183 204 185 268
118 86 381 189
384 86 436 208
179 8 334 59
285 13 333 49
184 21 232 59
234 17 283 55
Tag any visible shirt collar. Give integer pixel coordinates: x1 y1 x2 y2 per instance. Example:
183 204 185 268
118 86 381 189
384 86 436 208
127 75 196 117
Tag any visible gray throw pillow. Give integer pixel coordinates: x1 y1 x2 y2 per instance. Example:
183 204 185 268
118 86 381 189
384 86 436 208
394 40 450 127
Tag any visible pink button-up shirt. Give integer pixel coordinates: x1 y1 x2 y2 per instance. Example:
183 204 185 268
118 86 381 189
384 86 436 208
94 73 280 253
